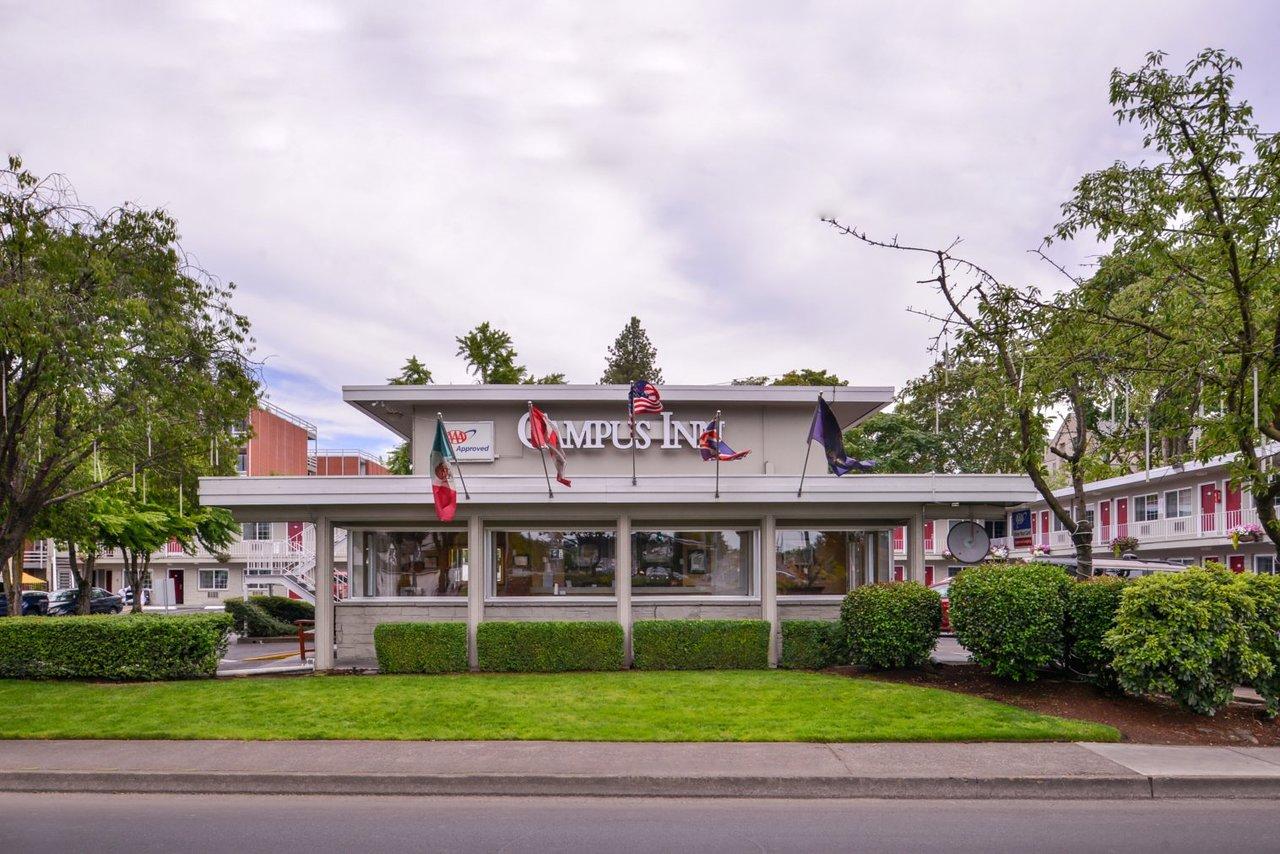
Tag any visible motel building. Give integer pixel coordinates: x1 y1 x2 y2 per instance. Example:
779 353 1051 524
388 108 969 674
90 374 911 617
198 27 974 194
199 384 1038 668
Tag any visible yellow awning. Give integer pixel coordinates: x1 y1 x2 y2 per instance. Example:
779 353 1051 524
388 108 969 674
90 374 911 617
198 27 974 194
21 573 46 586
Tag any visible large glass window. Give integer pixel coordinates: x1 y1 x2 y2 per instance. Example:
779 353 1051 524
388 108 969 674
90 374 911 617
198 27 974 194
242 522 272 541
358 530 468 597
776 530 893 596
198 569 228 590
632 530 753 596
492 530 615 597
1164 489 1193 518
1134 494 1159 521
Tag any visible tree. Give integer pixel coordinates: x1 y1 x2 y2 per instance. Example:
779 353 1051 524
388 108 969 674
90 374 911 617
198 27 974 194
600 316 663 384
1050 49 1280 556
388 356 432 386
0 157 256 614
731 369 847 386
455 322 567 385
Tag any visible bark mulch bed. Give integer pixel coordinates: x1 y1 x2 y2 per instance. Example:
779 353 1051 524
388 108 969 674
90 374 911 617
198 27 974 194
837 664 1280 745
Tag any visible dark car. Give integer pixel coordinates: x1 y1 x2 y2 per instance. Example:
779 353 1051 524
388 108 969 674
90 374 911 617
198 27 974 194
46 587 124 616
0 590 50 616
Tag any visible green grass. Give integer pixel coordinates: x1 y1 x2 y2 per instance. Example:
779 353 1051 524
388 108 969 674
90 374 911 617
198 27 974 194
0 671 1118 743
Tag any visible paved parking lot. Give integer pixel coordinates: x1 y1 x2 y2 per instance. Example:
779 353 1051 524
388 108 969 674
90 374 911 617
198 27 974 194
219 639 311 674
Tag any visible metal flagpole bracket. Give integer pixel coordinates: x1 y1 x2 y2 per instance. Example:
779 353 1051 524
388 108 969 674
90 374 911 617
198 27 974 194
439 411 470 500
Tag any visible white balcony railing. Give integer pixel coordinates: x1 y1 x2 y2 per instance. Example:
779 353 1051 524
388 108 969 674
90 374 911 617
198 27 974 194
1033 507 1264 551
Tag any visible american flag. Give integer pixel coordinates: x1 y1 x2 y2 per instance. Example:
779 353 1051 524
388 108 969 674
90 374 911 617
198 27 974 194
628 380 663 417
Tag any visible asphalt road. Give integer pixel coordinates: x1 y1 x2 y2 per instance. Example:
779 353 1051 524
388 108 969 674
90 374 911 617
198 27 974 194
2 794 1277 853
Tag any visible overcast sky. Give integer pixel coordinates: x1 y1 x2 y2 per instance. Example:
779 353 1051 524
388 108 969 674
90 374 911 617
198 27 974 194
4 1 1279 454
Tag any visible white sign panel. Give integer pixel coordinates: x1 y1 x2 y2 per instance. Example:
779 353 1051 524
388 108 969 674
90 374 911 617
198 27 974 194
445 421 495 462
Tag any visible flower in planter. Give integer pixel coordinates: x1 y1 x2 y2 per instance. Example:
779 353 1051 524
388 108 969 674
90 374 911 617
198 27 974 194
1228 523 1264 550
1031 543 1051 556
989 544 1010 559
1109 535 1140 556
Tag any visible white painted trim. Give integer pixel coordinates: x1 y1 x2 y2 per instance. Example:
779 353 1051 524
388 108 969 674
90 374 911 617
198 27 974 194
485 597 618 605
340 597 466 606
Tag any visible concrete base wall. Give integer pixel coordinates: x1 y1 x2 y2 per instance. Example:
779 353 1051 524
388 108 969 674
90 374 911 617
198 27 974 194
483 603 618 621
631 601 762 620
777 602 842 621
336 601 468 661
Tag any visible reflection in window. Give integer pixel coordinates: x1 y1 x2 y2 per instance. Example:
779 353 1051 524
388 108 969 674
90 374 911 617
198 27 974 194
631 530 753 596
359 531 468 597
776 530 893 595
492 531 616 596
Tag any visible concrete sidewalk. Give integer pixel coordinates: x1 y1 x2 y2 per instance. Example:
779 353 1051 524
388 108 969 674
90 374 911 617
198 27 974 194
1 740 1279 799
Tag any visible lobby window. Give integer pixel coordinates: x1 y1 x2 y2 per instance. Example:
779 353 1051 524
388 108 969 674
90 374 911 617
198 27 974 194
242 522 272 541
491 530 615 597
357 530 468 597
632 530 754 596
198 569 228 590
1134 494 1159 522
775 530 892 596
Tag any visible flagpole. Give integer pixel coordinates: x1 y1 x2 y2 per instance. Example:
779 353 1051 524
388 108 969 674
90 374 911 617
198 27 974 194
797 394 819 498
629 381 637 487
529 401 554 499
439 411 469 500
714 410 721 500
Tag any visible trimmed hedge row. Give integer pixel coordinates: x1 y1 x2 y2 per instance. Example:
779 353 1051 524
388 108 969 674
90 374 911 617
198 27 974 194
224 598 297 637
250 595 314 626
0 613 233 680
477 621 624 672
1064 577 1128 689
839 582 941 670
632 619 768 670
779 620 839 670
374 622 469 674
950 562 1072 682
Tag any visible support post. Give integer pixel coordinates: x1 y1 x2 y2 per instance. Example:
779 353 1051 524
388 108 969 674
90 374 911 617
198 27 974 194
313 516 335 670
907 510 926 585
467 513 484 671
761 514 779 667
616 513 632 666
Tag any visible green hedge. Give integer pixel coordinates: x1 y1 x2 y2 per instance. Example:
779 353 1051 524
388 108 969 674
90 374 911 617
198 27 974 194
0 613 232 680
780 620 839 669
949 562 1072 682
476 621 624 672
249 595 314 626
374 622 469 674
1237 572 1280 718
1064 577 1128 689
839 582 941 670
224 599 297 637
632 619 769 670
1106 566 1269 716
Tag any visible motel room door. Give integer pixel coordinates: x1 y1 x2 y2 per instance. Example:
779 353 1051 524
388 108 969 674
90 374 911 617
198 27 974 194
1115 498 1128 539
167 569 184 605
1229 555 1247 573
1099 500 1112 544
1224 482 1243 529
1200 482 1220 534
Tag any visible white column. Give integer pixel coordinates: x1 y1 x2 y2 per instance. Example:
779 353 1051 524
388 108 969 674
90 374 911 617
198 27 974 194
761 514 778 667
616 513 632 666
907 510 926 585
313 516 334 670
467 514 484 671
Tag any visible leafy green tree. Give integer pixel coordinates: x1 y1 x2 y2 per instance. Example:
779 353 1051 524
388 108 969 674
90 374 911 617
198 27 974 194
771 369 847 387
843 413 946 474
0 157 255 614
456 322 526 384
1050 49 1280 555
388 356 433 386
600 316 663 384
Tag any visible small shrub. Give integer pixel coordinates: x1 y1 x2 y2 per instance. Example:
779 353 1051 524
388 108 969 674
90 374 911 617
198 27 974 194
0 613 232 680
224 598 298 637
838 582 941 670
249 595 314 626
780 620 839 669
949 561 1072 682
1106 566 1261 716
1065 577 1128 689
477 621 623 672
374 622 468 674
1237 572 1280 718
631 619 768 670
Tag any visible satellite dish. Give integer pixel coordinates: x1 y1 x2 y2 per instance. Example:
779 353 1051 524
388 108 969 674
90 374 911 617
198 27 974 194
947 522 991 564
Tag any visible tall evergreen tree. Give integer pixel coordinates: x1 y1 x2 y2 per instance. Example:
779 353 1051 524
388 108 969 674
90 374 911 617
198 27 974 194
385 357 434 474
600 317 663 384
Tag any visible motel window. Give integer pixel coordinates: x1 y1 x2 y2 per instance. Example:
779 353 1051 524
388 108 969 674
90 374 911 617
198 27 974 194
633 530 753 596
198 569 228 591
1134 494 1159 522
492 530 615 597
983 519 1007 540
1164 489 1193 519
242 522 272 541
1256 555 1277 576
357 530 469 597
235 448 248 474
1051 514 1065 532
775 530 892 596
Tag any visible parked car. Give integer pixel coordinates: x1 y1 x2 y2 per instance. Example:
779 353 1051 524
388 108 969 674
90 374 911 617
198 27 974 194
930 579 952 633
0 590 50 616
46 587 124 616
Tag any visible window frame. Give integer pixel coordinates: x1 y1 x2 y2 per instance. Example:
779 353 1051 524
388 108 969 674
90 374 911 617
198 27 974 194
775 525 894 601
241 522 272 541
197 569 228 591
487 525 620 602
631 525 759 600
1255 555 1277 575
1133 493 1159 522
1163 488 1193 519
346 525 469 602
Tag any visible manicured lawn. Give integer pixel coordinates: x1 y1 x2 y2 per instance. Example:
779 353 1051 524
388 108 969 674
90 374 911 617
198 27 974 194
0 671 1118 742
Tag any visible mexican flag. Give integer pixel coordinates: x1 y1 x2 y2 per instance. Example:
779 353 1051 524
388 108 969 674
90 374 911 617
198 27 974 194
431 420 458 522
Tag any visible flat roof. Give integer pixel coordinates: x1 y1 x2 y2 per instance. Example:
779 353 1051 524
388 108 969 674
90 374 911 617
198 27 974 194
343 384 895 440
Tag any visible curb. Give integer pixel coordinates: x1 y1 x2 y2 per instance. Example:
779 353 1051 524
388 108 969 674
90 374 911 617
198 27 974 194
6 770 1273 799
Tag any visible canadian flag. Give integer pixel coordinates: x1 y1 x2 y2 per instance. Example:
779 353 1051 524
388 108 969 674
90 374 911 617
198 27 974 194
528 404 571 487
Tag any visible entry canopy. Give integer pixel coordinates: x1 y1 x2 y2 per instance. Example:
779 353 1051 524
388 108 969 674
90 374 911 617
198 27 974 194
344 384 895 441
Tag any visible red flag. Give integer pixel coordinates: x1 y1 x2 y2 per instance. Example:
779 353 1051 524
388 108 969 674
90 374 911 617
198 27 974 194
528 405 571 487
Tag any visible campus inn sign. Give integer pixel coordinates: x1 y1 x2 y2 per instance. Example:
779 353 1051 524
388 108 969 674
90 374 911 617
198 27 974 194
200 383 1038 670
